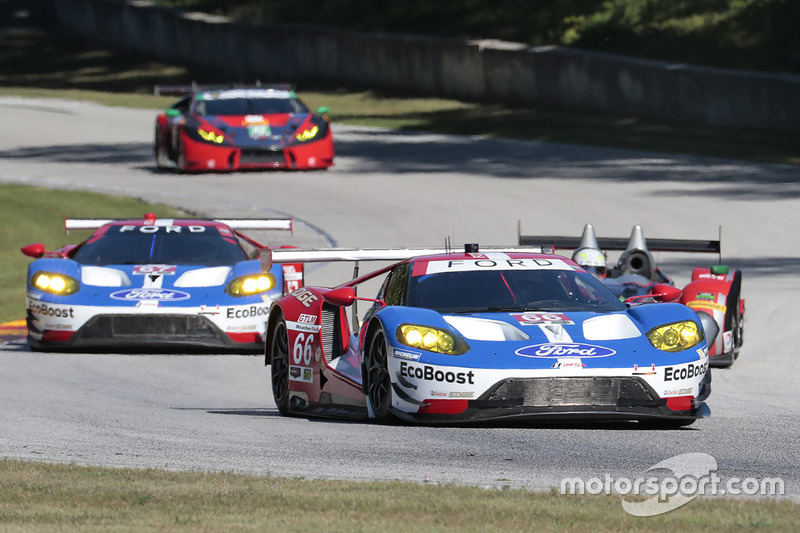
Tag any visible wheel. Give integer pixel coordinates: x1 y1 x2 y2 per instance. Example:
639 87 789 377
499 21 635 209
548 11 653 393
154 128 170 169
175 135 187 172
269 319 291 416
363 327 394 422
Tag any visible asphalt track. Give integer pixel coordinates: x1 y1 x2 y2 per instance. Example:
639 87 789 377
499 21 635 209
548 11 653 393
1 97 799 500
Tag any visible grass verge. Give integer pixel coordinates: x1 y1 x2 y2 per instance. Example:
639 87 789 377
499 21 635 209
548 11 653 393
0 29 798 166
1 459 798 532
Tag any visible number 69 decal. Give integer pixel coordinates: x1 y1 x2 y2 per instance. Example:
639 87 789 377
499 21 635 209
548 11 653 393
293 332 315 365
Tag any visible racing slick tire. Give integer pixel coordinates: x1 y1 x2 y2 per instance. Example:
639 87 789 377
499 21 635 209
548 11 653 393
269 318 292 416
175 136 187 173
363 326 395 423
154 128 170 169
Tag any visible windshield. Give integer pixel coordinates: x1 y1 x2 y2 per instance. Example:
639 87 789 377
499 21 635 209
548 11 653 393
196 98 308 116
406 269 626 313
72 225 248 266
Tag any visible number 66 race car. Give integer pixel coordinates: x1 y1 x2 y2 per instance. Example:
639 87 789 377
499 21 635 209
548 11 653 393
21 214 304 352
263 244 711 426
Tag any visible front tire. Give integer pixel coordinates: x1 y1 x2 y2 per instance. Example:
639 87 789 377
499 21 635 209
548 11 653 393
155 128 170 169
363 327 394 422
270 319 291 416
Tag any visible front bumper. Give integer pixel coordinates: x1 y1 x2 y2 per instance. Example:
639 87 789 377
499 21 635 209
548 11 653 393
182 134 334 171
394 374 711 425
27 312 263 353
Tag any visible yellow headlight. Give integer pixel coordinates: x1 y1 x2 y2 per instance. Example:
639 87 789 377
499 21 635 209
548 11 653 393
198 129 225 143
30 271 80 296
647 321 703 352
296 126 319 142
226 274 276 297
397 324 464 355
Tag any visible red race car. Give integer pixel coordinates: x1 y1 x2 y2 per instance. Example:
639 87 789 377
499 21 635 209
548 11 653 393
519 224 744 368
154 84 334 172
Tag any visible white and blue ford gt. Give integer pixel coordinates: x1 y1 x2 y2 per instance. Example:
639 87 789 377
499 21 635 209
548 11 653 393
22 214 303 352
264 244 711 426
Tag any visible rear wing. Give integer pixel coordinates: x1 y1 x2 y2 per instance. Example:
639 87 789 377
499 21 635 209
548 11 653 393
64 217 293 235
154 82 294 97
518 223 722 261
263 245 550 271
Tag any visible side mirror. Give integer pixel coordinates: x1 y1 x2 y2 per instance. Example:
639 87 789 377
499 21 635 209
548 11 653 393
21 243 46 258
322 286 357 307
651 283 682 303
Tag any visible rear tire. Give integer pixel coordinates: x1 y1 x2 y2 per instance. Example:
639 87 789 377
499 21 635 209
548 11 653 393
270 319 291 416
363 327 394 422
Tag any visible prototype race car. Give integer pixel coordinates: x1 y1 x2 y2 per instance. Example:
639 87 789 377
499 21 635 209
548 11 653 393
519 224 744 368
154 84 334 172
21 214 304 352
263 244 711 426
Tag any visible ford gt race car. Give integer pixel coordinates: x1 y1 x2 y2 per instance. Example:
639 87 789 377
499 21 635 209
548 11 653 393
154 84 334 172
21 214 304 352
519 224 744 368
263 244 711 426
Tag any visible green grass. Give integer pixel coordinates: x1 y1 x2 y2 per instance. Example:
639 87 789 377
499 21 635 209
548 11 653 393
0 185 188 323
1 29 798 166
1 459 798 532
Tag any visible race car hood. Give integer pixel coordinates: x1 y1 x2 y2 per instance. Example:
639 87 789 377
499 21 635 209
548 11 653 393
192 113 312 147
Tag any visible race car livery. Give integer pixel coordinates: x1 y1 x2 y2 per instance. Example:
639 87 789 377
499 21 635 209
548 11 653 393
154 84 334 172
22 214 304 352
263 244 711 426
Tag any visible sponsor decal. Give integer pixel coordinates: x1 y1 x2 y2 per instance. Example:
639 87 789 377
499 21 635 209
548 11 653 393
110 288 191 301
511 312 574 326
292 288 318 308
686 300 726 313
297 314 317 324
392 348 422 361
399 361 475 384
133 265 177 275
226 305 269 319
286 320 321 333
697 292 716 301
697 347 708 359
199 305 221 316
551 358 586 369
428 390 475 399
516 343 615 358
28 302 75 318
723 331 733 352
664 361 708 382
663 388 693 397
423 257 570 275
117 225 206 234
289 365 314 383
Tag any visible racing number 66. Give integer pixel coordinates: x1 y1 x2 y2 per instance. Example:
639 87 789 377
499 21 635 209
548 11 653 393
293 333 314 365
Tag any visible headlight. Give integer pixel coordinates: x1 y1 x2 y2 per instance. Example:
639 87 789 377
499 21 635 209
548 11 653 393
295 125 319 142
396 324 467 355
646 320 704 352
31 271 80 296
226 273 276 297
197 128 225 144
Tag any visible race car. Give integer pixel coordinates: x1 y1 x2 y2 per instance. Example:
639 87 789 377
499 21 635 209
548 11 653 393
519 224 744 368
154 84 334 172
263 244 711 426
21 214 304 352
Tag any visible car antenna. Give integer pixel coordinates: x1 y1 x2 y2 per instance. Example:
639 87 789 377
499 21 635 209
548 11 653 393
444 236 451 254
